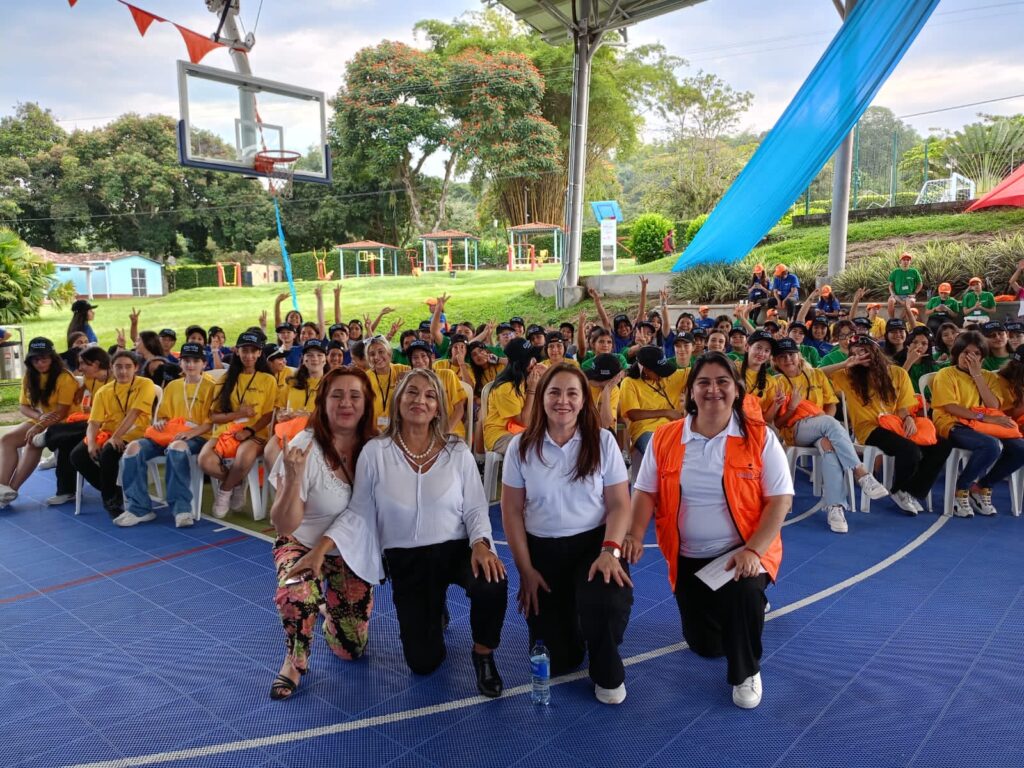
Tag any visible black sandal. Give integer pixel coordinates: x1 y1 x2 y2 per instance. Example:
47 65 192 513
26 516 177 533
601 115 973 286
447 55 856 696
269 673 299 700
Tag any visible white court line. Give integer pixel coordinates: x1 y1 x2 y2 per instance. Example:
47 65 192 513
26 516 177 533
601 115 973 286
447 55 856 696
207 519 275 543
64 516 950 768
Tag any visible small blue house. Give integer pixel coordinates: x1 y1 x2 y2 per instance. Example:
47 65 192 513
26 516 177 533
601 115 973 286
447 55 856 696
32 248 165 298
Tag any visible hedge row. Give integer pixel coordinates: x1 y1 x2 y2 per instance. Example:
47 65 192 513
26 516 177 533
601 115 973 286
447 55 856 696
527 219 692 263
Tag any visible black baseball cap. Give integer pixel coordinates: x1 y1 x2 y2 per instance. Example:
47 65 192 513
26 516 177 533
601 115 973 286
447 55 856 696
276 322 295 333
159 328 177 340
762 320 781 332
235 332 262 349
636 320 656 334
772 338 800 356
728 327 748 338
496 322 514 334
636 345 675 377
328 323 348 336
787 323 806 336
585 353 623 382
748 330 774 346
301 339 326 355
504 337 539 365
263 343 285 361
327 340 345 352
178 342 205 360
418 320 432 332
526 324 546 338
449 333 469 346
981 321 1006 335
852 317 872 330
185 325 207 341
1004 321 1024 333
509 316 525 327
406 339 433 359
544 331 564 346
811 316 829 327
908 326 931 340
848 334 877 348
885 318 906 332
71 299 96 313
674 332 695 344
612 313 631 328
692 328 708 338
1013 347 1024 364
26 337 55 359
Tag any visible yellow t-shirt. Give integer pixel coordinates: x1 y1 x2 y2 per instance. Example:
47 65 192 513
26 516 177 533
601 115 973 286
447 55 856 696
367 364 411 426
433 359 471 385
211 371 279 440
273 366 295 397
869 316 887 339
773 368 838 444
589 382 621 428
831 365 917 445
931 366 1002 439
20 370 79 415
744 367 778 419
483 380 526 451
990 374 1021 411
157 376 217 433
276 376 322 413
89 376 158 440
430 366 469 438
545 357 580 369
618 369 688 444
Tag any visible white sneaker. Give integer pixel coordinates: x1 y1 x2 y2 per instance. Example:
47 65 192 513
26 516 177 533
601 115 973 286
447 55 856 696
212 488 232 519
732 672 762 709
45 493 75 506
857 473 889 500
229 483 247 511
112 511 157 527
952 490 974 517
0 484 17 505
891 491 919 516
969 487 997 516
595 683 626 705
37 453 57 470
826 505 849 534
175 512 195 528
31 430 48 448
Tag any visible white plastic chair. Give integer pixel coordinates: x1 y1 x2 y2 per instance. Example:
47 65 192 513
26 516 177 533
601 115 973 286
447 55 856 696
209 459 268 520
205 367 228 382
783 442 856 514
480 382 503 502
460 380 474 447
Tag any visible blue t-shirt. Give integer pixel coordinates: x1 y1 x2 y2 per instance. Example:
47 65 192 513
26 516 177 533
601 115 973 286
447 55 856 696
695 317 717 331
613 333 633 354
771 274 800 300
816 296 842 315
85 324 97 344
284 346 303 368
806 338 834 356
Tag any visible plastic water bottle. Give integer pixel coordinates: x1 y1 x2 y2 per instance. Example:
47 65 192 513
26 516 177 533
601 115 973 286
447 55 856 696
530 639 550 705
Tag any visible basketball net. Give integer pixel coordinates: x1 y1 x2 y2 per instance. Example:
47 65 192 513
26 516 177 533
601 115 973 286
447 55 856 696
254 149 299 199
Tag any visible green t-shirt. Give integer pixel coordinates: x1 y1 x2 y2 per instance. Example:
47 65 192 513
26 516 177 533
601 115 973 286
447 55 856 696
925 296 960 315
907 360 947 395
818 348 849 367
982 354 1010 372
727 351 745 364
434 336 452 359
889 267 922 296
582 351 628 371
799 344 821 368
391 348 410 366
962 291 996 312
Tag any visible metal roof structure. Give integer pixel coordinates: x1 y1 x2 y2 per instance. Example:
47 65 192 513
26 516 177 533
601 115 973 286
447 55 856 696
494 0 709 43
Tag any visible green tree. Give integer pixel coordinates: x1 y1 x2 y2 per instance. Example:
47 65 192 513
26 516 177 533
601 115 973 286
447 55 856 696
0 228 72 323
943 116 1024 194
630 213 672 264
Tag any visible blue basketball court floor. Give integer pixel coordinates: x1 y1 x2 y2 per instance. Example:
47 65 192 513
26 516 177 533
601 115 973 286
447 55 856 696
2 465 1024 768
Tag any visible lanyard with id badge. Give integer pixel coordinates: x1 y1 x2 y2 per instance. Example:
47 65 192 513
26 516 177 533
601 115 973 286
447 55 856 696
372 368 393 430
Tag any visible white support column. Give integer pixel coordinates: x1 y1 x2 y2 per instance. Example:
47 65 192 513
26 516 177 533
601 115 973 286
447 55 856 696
827 0 857 280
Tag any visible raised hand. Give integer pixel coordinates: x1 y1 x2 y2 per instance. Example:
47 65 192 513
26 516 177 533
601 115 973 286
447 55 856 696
116 328 126 348
333 284 342 297
282 436 313 479
128 307 141 324
638 275 649 289
659 287 669 305
276 292 290 304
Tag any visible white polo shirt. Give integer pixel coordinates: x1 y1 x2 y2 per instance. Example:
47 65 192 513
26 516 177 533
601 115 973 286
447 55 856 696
634 414 792 558
502 428 628 538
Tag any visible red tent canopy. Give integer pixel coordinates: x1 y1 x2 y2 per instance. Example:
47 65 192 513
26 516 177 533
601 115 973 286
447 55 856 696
967 164 1024 212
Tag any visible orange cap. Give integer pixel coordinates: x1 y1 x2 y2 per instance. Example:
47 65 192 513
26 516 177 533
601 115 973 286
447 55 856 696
969 276 982 285
753 263 764 274
774 264 787 276
899 252 912 261
938 282 952 293
766 308 779 318
866 302 881 310
699 305 709 312
425 297 438 305
820 285 832 296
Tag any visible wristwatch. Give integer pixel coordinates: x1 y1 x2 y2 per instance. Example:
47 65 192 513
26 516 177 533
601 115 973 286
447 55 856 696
602 540 622 559
975 411 986 421
472 537 492 550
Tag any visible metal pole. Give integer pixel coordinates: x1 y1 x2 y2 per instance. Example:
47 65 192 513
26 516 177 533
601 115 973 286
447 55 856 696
890 128 899 205
923 139 929 184
339 248 344 280
852 122 860 207
826 0 856 279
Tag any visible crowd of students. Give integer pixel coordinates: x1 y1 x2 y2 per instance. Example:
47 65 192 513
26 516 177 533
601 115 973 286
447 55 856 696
3 256 1024 711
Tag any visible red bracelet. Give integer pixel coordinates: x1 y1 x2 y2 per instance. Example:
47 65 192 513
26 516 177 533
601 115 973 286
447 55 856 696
602 540 621 550
744 546 761 558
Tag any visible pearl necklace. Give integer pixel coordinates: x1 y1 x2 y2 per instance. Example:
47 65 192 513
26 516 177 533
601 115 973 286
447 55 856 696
395 431 437 461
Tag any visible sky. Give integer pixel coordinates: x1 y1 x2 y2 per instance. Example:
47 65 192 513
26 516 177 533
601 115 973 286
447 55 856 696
2 0 1023 158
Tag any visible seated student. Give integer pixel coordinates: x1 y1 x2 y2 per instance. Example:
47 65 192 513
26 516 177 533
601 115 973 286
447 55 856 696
747 264 770 323
274 292 304 330
199 332 279 518
276 323 302 367
962 276 996 323
814 285 842 321
1005 321 1024 352
465 340 503 395
407 339 467 438
881 318 908 360
482 339 545 456
559 321 579 359
831 334 951 515
669 332 695 370
740 330 781 421
118 343 216 528
349 339 368 371
0 338 79 508
706 330 728 355
887 252 922 321
326 341 348 370
207 326 231 370
806 317 834 356
585 353 624 430
347 317 365 344
582 329 627 372
61 331 90 371
544 331 579 369
993 347 1024 425
933 322 960 365
264 343 294 393
727 327 748 364
818 320 856 373
158 329 179 361
434 334 472 386
981 322 1012 371
70 350 158 520
932 330 1024 516
772 337 888 534
923 282 961 332
691 328 708 356
674 312 696 336
694 306 717 331
626 320 658 362
135 330 167 383
365 335 411 431
619 346 688 456
865 303 886 339
768 263 800 320
265 339 327 474
896 326 943 396
298 322 321 345
391 330 418 366
785 323 820 368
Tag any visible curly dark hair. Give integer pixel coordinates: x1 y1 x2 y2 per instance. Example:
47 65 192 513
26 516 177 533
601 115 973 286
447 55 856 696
846 341 897 406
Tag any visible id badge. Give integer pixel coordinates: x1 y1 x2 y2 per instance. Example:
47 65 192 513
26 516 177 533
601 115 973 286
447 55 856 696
184 421 197 428
377 416 390 429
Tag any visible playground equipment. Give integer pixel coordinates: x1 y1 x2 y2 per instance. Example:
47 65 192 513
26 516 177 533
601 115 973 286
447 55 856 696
419 231 479 272
312 249 334 281
916 173 976 205
508 222 563 271
335 240 402 279
215 261 242 287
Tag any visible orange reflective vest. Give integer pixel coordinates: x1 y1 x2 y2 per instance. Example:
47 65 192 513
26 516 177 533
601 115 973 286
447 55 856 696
649 416 783 589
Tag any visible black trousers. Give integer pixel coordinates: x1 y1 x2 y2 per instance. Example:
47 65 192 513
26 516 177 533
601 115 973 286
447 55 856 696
863 427 953 499
526 526 633 689
385 539 508 675
44 421 88 496
675 555 768 686
767 296 797 319
69 441 126 515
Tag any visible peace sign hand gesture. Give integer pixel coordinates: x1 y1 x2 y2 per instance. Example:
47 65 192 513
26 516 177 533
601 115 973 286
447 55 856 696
282 436 313 481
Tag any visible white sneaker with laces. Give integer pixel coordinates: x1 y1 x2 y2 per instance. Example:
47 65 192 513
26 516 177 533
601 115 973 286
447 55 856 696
31 430 48 448
732 672 762 709
37 453 57 470
45 493 75 506
0 484 17 505
952 490 974 518
212 488 232 519
175 512 195 528
969 487 997 516
112 511 157 527
595 683 626 705
891 491 919 516
826 505 849 534
229 483 247 511
857 473 889 500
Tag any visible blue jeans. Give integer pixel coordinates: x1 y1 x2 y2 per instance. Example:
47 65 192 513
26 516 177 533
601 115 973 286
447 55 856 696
793 415 860 508
634 431 654 456
947 426 1024 491
122 436 206 515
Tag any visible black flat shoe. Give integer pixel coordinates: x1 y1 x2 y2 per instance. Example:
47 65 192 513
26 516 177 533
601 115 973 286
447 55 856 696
472 651 503 698
269 673 299 700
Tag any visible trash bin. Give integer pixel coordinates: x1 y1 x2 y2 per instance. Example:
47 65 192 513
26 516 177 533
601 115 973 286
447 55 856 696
0 340 23 380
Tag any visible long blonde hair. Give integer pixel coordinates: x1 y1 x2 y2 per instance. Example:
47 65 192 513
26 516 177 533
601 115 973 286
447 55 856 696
384 368 453 448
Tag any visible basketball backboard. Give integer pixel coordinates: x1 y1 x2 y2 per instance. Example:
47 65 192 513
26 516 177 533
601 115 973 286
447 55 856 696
176 61 331 184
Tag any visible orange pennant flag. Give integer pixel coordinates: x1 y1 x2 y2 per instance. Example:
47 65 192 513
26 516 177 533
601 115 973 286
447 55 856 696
174 24 225 64
68 0 78 6
119 1 165 36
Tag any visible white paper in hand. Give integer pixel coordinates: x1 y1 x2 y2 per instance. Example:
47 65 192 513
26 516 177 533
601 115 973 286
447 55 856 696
695 546 767 591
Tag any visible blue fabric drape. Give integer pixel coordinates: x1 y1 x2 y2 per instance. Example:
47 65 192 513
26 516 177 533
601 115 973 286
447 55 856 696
273 197 299 312
672 0 941 272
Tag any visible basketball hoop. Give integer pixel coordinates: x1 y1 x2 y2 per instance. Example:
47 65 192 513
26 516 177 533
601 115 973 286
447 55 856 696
254 149 300 198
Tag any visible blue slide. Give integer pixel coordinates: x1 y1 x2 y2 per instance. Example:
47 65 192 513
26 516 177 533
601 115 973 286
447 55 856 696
672 0 941 272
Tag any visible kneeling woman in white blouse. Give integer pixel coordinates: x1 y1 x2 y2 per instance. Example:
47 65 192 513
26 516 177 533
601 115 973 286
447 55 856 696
293 368 508 697
502 363 634 705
